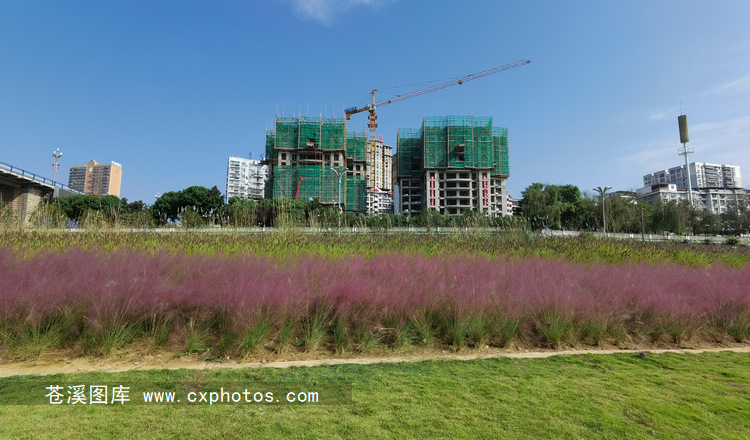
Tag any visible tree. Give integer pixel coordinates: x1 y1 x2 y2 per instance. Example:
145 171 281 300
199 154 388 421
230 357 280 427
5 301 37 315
694 209 721 236
55 194 123 222
152 191 182 224
223 197 256 228
558 184 588 229
605 196 641 234
649 199 689 234
721 201 750 236
151 186 225 226
518 183 547 229
519 183 586 230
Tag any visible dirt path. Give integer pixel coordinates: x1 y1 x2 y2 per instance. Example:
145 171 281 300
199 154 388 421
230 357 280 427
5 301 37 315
2 345 749 378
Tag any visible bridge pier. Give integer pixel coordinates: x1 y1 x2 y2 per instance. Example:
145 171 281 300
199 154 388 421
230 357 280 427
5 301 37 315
1 161 81 227
9 186 46 225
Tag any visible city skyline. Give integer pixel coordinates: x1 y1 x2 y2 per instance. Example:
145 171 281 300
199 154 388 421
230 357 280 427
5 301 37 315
2 1 749 204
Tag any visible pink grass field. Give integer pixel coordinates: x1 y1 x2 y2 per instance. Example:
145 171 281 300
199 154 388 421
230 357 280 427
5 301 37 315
2 247 749 337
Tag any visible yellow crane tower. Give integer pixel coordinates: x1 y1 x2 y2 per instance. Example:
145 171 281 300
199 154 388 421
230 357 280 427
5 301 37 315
344 59 530 135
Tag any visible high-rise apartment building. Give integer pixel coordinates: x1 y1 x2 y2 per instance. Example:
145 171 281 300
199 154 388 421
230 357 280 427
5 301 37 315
637 183 749 215
394 115 510 217
68 160 122 197
643 162 742 189
366 139 393 214
264 116 368 211
226 157 268 202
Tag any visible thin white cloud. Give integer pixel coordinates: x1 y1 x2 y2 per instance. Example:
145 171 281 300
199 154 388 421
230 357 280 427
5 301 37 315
621 138 680 180
690 115 750 161
711 73 750 95
649 106 681 121
285 0 391 26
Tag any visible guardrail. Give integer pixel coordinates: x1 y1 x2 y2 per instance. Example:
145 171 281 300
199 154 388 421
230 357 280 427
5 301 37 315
0 161 82 194
56 226 750 244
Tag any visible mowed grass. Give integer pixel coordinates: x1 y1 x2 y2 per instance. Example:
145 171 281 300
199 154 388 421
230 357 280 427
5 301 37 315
1 351 749 439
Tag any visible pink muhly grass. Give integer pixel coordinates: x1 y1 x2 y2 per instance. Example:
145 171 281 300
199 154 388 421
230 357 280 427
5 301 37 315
2 246 749 350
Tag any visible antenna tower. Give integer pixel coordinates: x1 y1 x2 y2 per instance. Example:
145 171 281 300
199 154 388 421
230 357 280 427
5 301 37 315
677 114 693 206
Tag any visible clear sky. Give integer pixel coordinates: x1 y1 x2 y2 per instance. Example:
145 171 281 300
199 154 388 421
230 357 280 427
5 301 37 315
2 1 749 203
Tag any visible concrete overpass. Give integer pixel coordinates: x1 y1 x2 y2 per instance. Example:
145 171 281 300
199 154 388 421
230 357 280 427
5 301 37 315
0 161 81 225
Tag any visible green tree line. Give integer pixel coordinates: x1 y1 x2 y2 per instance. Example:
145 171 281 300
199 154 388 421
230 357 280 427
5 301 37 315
518 182 750 236
13 182 749 236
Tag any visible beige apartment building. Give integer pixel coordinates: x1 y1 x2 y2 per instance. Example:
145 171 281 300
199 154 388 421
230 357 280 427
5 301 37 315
366 138 393 214
68 160 122 197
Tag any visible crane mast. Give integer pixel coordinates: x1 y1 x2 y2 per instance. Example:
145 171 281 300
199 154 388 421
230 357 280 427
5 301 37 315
344 59 530 134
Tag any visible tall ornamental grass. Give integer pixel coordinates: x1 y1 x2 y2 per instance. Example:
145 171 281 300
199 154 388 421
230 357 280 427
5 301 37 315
2 230 749 267
1 247 749 359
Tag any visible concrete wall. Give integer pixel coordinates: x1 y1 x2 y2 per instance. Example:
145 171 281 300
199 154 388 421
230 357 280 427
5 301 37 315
9 186 44 225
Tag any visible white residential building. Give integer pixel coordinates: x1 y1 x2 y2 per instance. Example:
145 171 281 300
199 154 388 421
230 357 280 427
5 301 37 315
507 196 520 216
637 183 749 215
367 188 393 214
644 162 742 189
226 157 268 202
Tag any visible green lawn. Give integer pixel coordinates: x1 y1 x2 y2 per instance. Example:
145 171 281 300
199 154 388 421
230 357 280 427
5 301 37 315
1 352 749 439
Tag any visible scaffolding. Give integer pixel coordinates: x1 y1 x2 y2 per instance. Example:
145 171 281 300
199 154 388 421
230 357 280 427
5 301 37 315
265 132 276 161
472 116 494 168
294 165 338 203
423 117 448 168
265 116 366 210
270 117 347 150
272 167 296 199
346 132 366 161
397 115 510 216
416 116 496 169
399 116 506 174
345 175 367 211
275 117 298 149
321 119 346 151
492 127 509 176
397 128 422 178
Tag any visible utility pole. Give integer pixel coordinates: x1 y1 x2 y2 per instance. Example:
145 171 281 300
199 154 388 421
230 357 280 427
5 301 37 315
330 166 347 234
593 186 611 237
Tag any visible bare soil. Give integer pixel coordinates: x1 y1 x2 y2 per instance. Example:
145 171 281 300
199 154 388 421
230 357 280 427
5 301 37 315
2 341 749 378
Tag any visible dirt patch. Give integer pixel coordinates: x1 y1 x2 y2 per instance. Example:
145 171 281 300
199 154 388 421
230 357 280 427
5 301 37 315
2 343 749 378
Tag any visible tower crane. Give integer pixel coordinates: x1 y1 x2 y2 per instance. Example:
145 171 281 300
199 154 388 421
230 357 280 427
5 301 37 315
344 59 530 134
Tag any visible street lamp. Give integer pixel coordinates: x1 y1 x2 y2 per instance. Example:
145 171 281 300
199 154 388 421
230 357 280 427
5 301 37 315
52 148 63 185
329 166 347 233
593 186 611 237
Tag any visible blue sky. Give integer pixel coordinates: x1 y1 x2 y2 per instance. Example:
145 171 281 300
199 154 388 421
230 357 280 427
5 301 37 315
2 0 749 203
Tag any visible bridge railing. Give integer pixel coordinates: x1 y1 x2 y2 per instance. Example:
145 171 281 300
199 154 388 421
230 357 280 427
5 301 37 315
0 161 82 194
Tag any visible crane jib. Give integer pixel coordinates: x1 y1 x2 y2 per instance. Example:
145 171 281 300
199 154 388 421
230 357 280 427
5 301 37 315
345 59 530 132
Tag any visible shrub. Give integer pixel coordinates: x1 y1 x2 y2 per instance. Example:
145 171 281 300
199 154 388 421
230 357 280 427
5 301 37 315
535 310 574 348
301 309 329 352
580 318 608 346
274 318 295 354
490 317 520 348
727 314 750 342
331 319 349 354
239 317 272 356
725 236 741 246
354 322 380 353
407 311 435 347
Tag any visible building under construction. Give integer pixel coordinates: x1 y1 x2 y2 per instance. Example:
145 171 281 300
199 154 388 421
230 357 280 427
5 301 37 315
264 116 368 212
395 116 510 216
